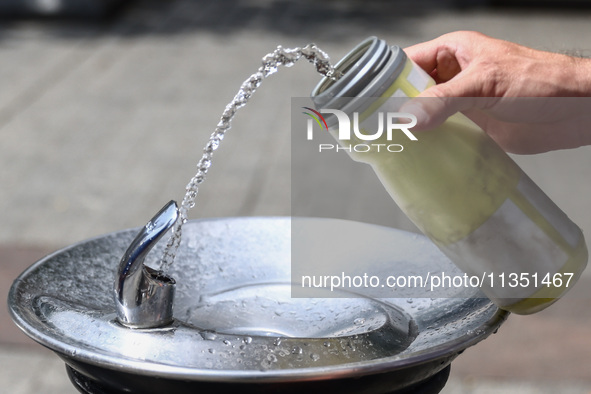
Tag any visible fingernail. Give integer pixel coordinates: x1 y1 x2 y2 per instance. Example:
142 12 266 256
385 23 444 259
402 101 430 129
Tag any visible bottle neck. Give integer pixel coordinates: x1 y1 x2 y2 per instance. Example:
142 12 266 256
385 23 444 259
311 37 407 129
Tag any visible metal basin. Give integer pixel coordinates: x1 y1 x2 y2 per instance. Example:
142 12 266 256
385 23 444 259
8 217 508 393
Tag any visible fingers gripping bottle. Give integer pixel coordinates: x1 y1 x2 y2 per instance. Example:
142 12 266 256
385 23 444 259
310 37 588 314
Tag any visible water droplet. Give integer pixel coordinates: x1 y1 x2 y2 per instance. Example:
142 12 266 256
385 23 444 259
223 339 232 346
205 139 220 153
291 346 303 355
273 338 282 346
208 348 215 354
200 331 217 341
353 318 365 325
310 353 320 362
243 336 253 344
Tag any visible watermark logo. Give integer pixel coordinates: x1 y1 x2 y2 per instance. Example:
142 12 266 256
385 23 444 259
302 107 418 153
302 107 328 139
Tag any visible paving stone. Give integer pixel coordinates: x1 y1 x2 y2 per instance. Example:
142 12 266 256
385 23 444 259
1 1 591 393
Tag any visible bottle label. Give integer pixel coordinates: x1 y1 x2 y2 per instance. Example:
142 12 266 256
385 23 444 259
405 59 431 93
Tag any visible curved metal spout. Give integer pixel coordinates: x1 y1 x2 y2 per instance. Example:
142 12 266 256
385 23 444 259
114 201 179 328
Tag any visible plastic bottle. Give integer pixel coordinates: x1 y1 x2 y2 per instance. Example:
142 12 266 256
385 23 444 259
310 36 588 314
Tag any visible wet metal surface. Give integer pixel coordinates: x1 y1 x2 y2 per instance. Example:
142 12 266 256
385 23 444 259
10 217 506 392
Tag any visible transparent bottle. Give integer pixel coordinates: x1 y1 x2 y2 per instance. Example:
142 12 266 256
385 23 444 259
311 37 588 314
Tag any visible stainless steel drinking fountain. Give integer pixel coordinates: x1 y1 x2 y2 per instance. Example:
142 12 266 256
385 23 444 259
8 201 508 393
114 200 178 329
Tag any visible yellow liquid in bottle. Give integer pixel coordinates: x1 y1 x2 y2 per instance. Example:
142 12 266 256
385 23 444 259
335 58 588 314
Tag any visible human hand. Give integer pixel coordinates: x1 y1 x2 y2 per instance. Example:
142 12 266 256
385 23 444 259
402 31 591 153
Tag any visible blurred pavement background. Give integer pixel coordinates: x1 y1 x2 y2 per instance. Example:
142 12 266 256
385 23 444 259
1 0 590 392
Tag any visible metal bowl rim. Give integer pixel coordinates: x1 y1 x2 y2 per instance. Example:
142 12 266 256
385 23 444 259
8 216 509 383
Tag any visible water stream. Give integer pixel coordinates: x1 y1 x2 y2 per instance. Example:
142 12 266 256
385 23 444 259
159 43 340 271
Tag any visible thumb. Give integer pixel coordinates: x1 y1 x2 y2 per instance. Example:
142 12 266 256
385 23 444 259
401 78 480 131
